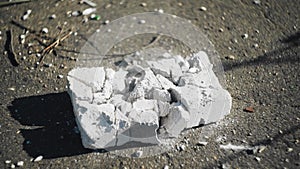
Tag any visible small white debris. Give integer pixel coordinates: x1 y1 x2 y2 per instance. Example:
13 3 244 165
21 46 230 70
72 11 81 17
10 164 15 169
225 55 235 60
49 14 56 19
253 0 261 5
140 2 147 7
253 43 259 48
258 145 266 153
220 143 251 151
82 8 97 15
164 165 169 169
33 155 43 162
200 6 207 11
242 33 248 39
8 87 15 91
139 20 146 24
287 148 293 152
5 160 11 164
17 161 24 167
82 0 97 7
158 9 164 13
22 9 32 20
104 20 110 24
57 75 64 79
255 157 261 162
41 28 49 34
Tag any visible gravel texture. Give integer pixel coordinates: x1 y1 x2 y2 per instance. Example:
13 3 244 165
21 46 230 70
0 0 299 168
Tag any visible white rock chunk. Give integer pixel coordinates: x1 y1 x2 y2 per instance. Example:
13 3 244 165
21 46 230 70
163 105 190 137
147 58 182 83
112 69 128 93
156 74 176 90
67 51 232 149
152 88 171 102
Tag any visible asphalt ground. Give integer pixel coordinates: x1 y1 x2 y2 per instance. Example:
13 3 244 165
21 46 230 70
0 0 299 168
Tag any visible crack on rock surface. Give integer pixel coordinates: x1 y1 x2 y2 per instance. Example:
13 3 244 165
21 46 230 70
67 51 232 149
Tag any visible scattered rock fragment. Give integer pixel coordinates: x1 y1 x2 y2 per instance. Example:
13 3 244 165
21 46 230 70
33 155 43 162
244 106 254 113
17 161 24 167
255 157 261 162
225 55 235 60
22 9 32 20
82 8 96 15
41 28 49 34
199 6 207 11
242 33 249 39
140 2 147 7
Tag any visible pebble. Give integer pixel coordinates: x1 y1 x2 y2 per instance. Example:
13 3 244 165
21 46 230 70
82 8 96 16
258 146 266 153
5 160 11 164
255 157 261 162
140 2 147 7
244 106 254 113
178 2 183 6
158 9 164 13
225 55 235 60
253 0 261 5
164 165 169 169
11 164 15 169
242 33 249 39
8 87 15 91
17 161 24 167
218 28 224 32
57 75 64 79
49 14 56 19
33 155 43 162
253 43 259 48
72 11 81 17
82 0 97 7
90 14 101 20
22 9 32 20
41 28 49 34
199 6 207 11
287 148 293 152
139 20 146 24
104 3 111 9
104 20 110 24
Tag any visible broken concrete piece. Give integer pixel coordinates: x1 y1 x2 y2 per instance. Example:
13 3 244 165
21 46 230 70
163 105 190 137
147 58 182 83
156 74 176 90
67 51 231 149
152 88 171 102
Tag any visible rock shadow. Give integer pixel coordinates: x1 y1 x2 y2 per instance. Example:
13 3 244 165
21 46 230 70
8 92 92 159
8 92 162 158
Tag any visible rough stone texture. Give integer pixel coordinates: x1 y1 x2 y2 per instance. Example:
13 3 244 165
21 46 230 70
67 51 232 149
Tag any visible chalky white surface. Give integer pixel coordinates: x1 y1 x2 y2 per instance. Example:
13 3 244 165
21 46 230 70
68 51 232 149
